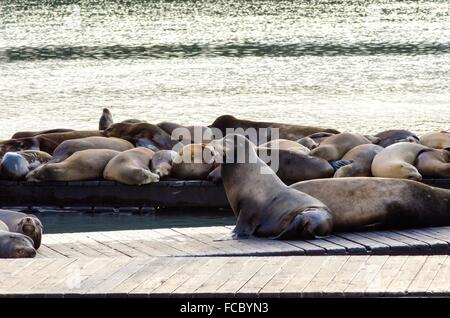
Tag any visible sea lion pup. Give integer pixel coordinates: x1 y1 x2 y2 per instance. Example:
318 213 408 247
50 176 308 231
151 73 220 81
309 132 375 161
420 131 450 149
211 134 333 239
170 144 219 180
0 220 36 258
415 148 450 178
290 177 450 232
371 142 430 181
50 136 134 163
103 147 159 185
12 128 75 139
0 209 43 249
150 150 178 177
334 144 383 178
259 139 311 155
374 129 420 148
157 121 214 144
103 122 177 151
27 149 119 182
210 115 340 143
99 108 114 130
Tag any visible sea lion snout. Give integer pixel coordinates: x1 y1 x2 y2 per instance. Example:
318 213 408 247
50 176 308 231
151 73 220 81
277 208 333 240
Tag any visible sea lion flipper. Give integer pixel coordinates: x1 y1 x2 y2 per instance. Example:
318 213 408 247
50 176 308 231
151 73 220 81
329 159 353 171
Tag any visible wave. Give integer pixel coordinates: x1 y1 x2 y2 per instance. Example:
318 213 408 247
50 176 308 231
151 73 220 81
1 42 450 61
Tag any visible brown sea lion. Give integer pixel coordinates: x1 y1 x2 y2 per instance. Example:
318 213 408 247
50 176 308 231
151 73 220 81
27 149 119 182
210 115 340 143
50 136 133 163
99 108 114 130
0 210 43 249
0 220 36 258
11 128 75 139
420 131 450 149
297 132 336 149
0 150 52 180
291 177 450 232
213 134 333 239
150 150 178 177
103 147 159 185
157 122 214 144
334 144 383 178
17 150 52 169
371 142 430 180
415 148 450 178
103 122 177 151
171 144 218 180
259 139 310 155
374 129 420 148
309 132 374 161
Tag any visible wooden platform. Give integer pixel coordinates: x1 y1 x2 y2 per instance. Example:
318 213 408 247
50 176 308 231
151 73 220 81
2 225 450 297
36 225 450 258
0 179 448 209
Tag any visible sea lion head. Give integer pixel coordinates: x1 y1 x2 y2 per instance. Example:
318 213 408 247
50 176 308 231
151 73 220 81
296 137 318 150
25 164 53 182
171 144 220 179
16 216 43 249
0 152 30 180
276 207 333 239
397 163 423 181
150 150 178 177
0 232 36 258
0 137 39 156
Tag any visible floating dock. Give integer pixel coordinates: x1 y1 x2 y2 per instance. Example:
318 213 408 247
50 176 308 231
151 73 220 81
0 179 448 209
1 225 450 297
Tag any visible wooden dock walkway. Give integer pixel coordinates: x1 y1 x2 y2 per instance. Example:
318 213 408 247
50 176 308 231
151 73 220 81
2 225 450 297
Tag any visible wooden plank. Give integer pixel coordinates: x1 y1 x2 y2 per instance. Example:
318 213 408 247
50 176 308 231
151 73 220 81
344 256 389 296
385 256 427 295
324 256 369 295
356 231 411 254
373 231 430 253
407 256 446 295
395 229 450 253
304 238 347 255
84 232 140 257
364 256 408 295
428 256 450 294
322 235 367 254
336 233 390 254
302 256 349 296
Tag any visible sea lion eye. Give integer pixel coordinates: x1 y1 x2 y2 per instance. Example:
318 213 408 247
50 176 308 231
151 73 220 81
16 249 24 255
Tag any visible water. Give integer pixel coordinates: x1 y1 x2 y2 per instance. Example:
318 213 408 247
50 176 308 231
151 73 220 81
35 209 235 233
1 0 450 140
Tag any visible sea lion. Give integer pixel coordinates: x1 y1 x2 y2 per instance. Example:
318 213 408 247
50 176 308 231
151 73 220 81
150 150 178 177
99 108 114 130
157 122 214 144
257 147 334 185
0 209 43 249
50 136 133 163
210 115 340 143
334 144 383 178
213 134 333 239
17 150 52 169
0 130 103 155
27 149 119 182
420 131 450 149
0 220 36 258
309 132 374 161
103 147 159 185
259 139 310 155
291 177 450 232
0 152 30 180
415 148 450 178
12 129 75 139
103 122 177 151
371 142 430 180
171 144 219 180
374 129 420 148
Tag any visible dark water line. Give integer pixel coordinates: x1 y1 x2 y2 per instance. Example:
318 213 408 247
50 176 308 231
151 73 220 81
2 42 450 62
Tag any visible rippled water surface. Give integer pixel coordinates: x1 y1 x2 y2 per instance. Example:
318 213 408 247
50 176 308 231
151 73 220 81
1 0 450 139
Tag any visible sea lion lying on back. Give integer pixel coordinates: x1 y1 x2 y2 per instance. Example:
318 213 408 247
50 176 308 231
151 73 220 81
103 122 177 151
12 129 75 139
0 209 43 249
50 136 133 163
374 129 420 148
0 220 36 258
27 149 119 182
210 115 339 143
